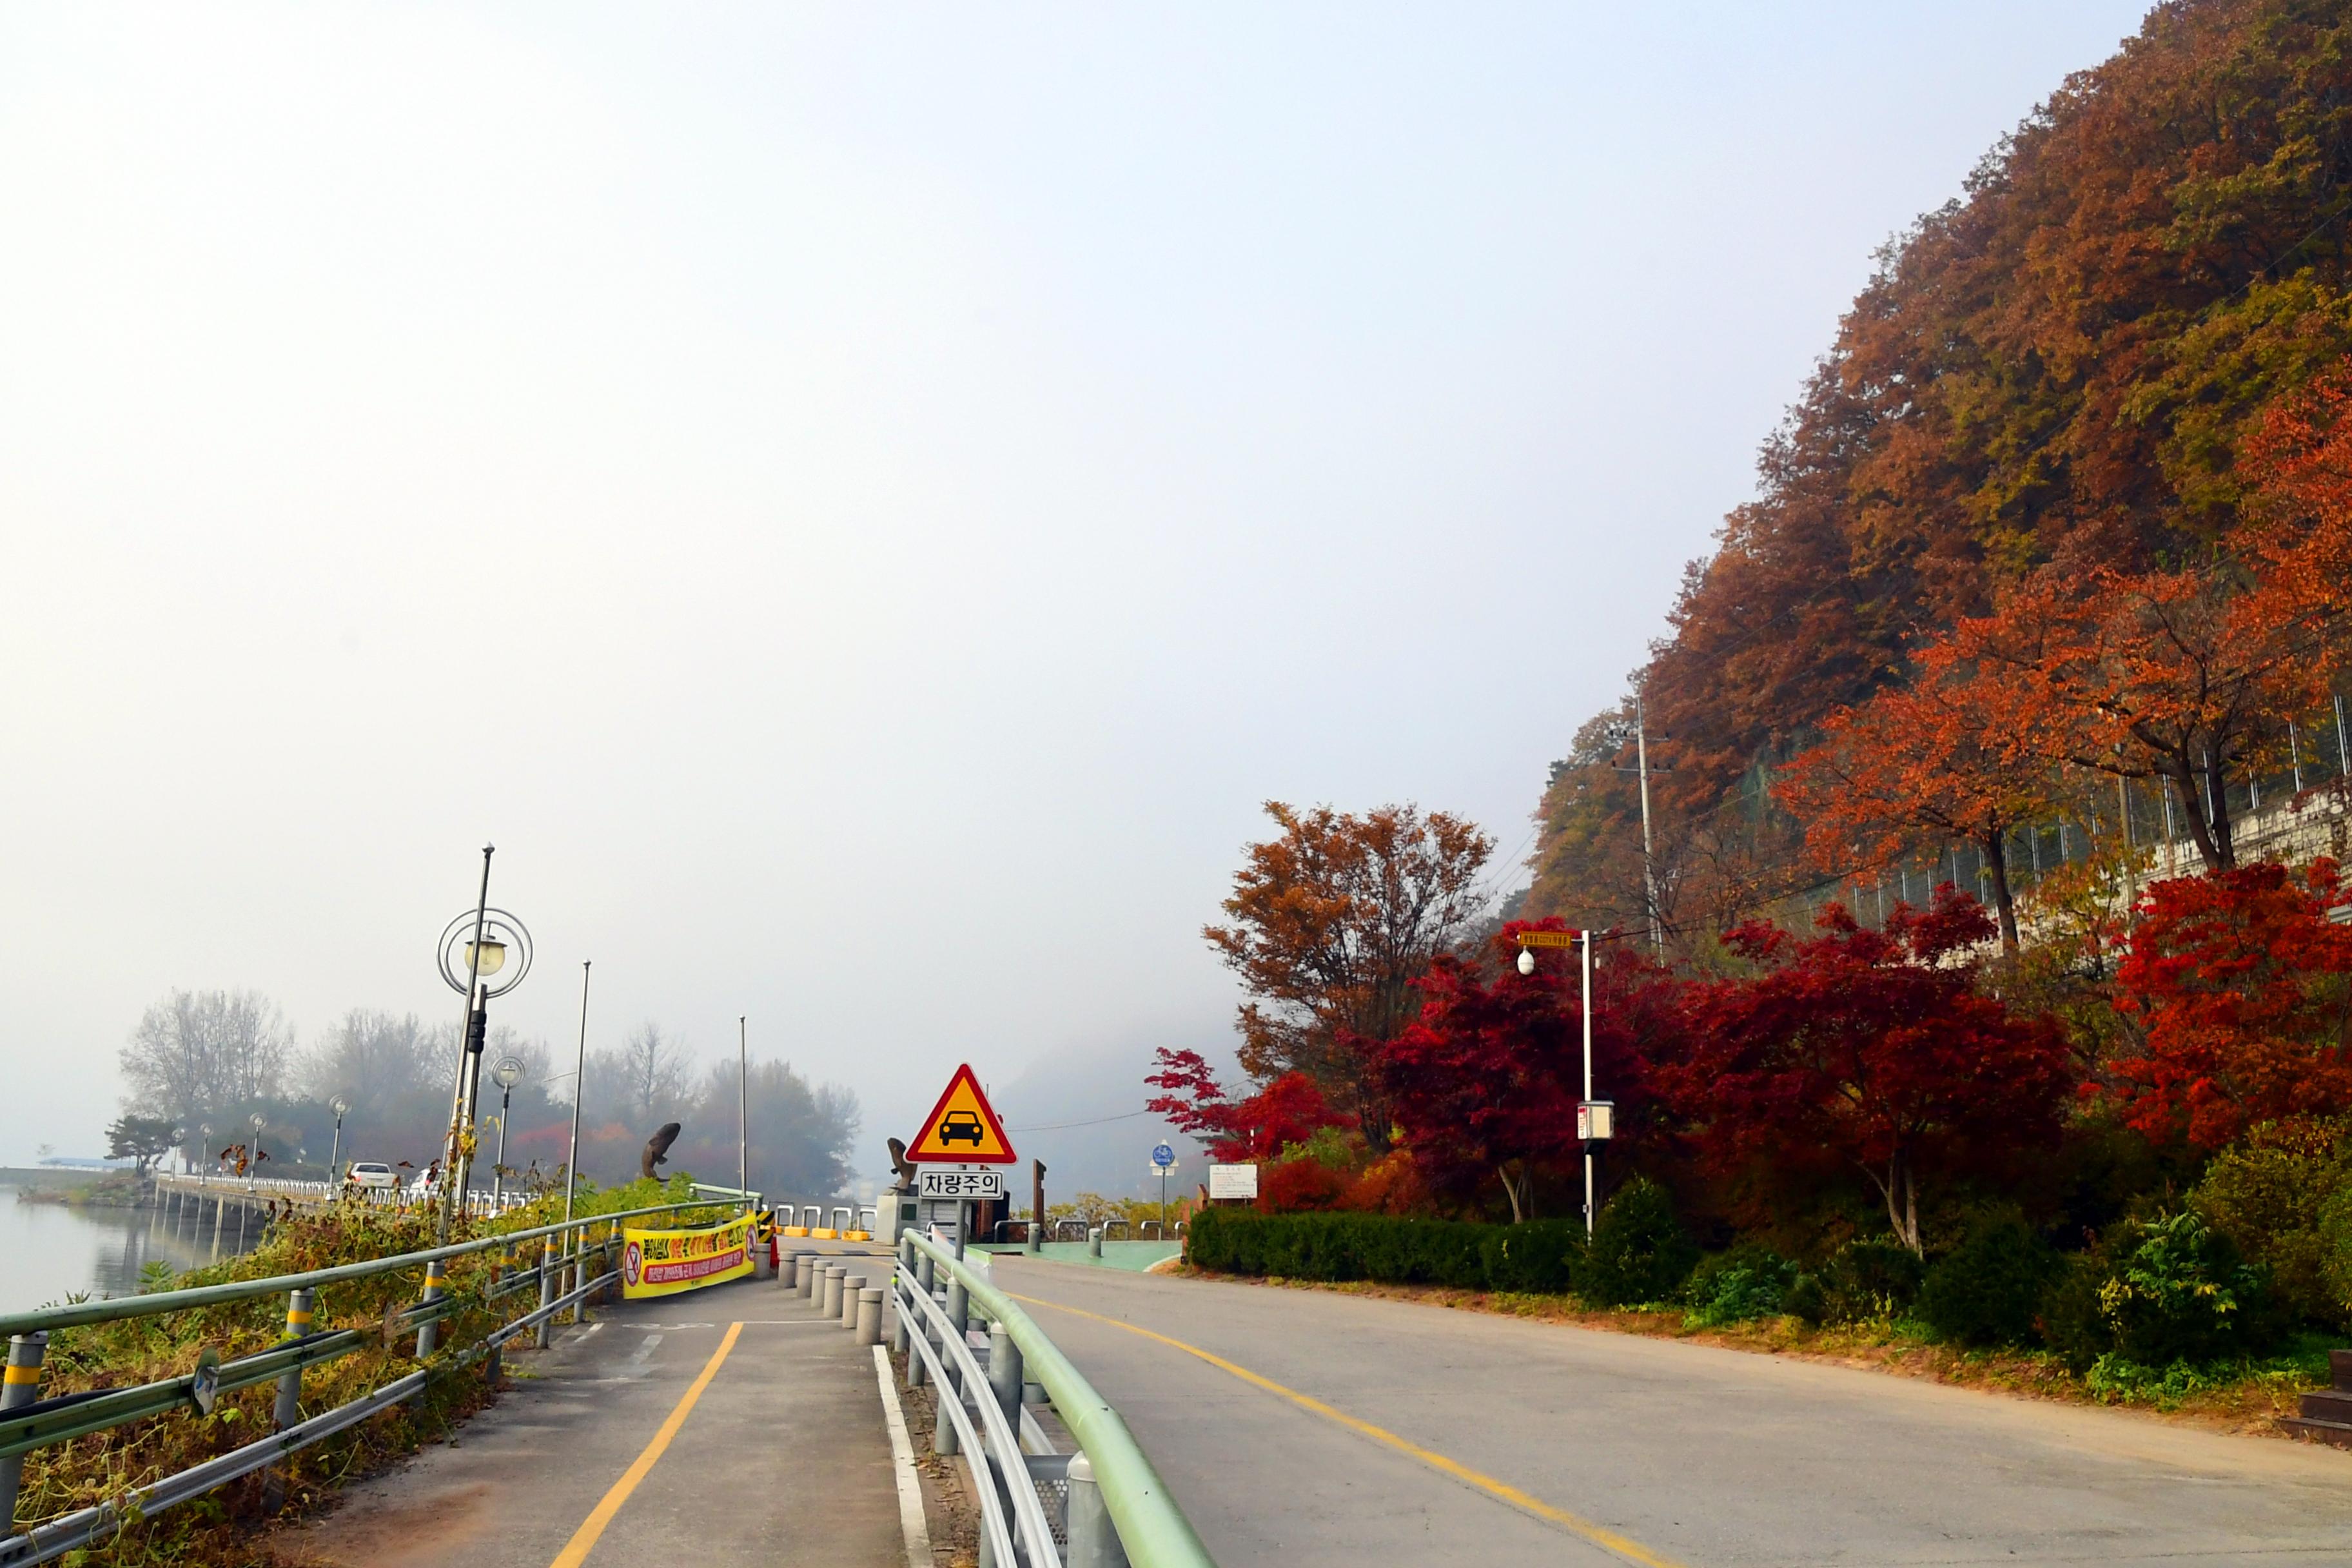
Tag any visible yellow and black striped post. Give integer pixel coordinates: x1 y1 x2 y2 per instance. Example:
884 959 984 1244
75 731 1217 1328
415 1260 447 1359
0 1331 49 1529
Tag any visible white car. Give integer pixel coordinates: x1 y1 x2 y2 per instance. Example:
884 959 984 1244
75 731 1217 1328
344 1161 397 1191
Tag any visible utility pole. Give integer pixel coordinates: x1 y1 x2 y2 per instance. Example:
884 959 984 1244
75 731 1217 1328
738 1016 750 1207
1635 691 1662 955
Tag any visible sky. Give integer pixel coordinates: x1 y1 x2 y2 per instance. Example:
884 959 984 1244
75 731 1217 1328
0 2 2157 1177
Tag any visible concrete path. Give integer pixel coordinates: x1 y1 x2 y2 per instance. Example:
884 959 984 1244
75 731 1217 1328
990 1253 2352 1568
285 1268 905 1568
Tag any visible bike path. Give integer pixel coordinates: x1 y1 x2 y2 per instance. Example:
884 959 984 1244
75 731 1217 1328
284 1269 903 1568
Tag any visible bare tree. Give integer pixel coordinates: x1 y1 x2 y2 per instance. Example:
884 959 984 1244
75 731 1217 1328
297 1009 438 1121
600 1023 693 1132
119 990 291 1139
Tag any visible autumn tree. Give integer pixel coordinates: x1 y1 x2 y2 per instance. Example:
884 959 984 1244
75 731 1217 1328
1934 555 2340 874
1374 919 1678 1221
2110 860 2352 1150
1666 890 2072 1253
1204 802 1492 1143
1144 1046 1346 1161
1782 675 2057 952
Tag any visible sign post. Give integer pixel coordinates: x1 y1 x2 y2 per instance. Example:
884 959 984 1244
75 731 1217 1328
903 1063 1018 1247
1151 1142 1176 1233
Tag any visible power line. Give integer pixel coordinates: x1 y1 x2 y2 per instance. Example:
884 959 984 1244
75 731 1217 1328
1006 1108 1158 1133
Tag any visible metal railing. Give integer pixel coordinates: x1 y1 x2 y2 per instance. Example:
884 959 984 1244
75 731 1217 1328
0 1199 723 1566
895 1230 1215 1568
152 1171 536 1217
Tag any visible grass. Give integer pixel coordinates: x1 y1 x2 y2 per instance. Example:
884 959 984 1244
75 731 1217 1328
11 1173 737 1567
1178 1266 2338 1438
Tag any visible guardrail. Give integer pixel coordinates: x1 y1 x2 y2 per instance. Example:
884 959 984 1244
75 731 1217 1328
0 1198 724 1566
896 1230 1215 1568
153 1172 535 1218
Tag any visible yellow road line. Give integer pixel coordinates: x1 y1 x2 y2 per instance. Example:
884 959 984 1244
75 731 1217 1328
1008 1293 1687 1568
546 1320 744 1568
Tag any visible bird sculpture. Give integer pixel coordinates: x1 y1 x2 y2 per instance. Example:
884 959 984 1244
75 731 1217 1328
885 1137 919 1194
640 1122 681 1181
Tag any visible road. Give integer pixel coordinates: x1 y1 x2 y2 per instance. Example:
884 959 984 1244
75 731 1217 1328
986 1253 2352 1567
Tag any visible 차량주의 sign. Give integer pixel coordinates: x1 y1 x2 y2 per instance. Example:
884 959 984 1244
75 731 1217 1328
903 1063 1018 1164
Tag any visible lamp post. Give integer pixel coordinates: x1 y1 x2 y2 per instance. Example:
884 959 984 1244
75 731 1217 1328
249 1112 268 1183
489 1055 525 1208
1516 928 1613 1237
328 1096 351 1190
433 848 533 1233
198 1125 211 1182
737 1017 750 1211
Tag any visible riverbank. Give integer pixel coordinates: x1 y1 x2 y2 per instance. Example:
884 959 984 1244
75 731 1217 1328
12 1172 144 1208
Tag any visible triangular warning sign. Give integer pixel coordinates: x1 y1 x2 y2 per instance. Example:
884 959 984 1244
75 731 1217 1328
905 1064 1017 1164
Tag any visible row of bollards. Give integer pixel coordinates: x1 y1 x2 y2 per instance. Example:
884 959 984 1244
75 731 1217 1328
778 1252 884 1346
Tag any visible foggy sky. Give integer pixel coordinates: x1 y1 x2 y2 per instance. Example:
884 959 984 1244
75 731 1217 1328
0 3 2154 1170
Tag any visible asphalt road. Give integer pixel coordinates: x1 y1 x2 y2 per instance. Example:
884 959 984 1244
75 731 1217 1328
286 1269 905 1568
986 1254 2352 1567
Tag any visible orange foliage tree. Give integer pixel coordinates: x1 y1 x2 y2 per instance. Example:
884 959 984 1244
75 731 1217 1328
1203 802 1492 1144
1782 677 2056 952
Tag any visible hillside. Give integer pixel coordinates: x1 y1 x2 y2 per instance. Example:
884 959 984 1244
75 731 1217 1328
1529 0 2352 938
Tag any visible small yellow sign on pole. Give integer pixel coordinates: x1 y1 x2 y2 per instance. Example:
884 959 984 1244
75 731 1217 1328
1515 930 1582 949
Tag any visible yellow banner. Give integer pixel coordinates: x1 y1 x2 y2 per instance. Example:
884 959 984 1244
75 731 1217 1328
620 1213 754 1298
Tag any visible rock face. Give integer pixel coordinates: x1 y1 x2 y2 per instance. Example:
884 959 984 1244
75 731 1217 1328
640 1122 681 1182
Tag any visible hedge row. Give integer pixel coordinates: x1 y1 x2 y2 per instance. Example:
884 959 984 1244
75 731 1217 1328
1188 1208 1587 1292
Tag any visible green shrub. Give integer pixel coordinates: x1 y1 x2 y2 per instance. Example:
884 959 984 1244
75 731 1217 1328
1783 1271 1827 1324
1683 1243 1798 1328
1815 1236 1926 1324
2100 1211 2279 1366
1480 1220 1586 1293
1581 1179 1697 1306
1187 1208 1579 1292
2191 1121 2352 1329
2039 1253 2112 1371
1917 1213 2059 1348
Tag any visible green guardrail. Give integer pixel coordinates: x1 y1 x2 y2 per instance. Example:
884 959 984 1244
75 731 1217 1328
906 1231 1217 1568
0 1198 718 1339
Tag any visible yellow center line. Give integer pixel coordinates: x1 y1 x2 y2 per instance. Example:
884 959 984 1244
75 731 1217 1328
1008 1291 1688 1568
546 1320 744 1568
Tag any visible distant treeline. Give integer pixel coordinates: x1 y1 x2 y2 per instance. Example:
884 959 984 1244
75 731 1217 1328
116 989 862 1201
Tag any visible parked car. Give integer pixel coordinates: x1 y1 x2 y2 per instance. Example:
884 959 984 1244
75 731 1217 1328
345 1161 397 1190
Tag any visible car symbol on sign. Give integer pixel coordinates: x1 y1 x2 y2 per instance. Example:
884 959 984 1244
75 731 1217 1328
939 1110 986 1146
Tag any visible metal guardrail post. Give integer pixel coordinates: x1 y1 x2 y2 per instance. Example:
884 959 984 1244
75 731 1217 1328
536 1243 557 1350
986 1322 1023 1426
1065 1451 1130 1568
1 1333 48 1530
415 1260 447 1359
275 1290 312 1428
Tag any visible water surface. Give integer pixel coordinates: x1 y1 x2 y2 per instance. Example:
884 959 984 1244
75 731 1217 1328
0 1183 260 1315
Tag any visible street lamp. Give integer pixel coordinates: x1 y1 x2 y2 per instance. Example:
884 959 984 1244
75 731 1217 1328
249 1111 268 1184
198 1124 211 1182
328 1095 352 1190
489 1055 526 1208
1514 928 1613 1237
433 845 533 1231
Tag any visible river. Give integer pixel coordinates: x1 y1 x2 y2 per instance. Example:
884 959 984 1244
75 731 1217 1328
0 1182 262 1316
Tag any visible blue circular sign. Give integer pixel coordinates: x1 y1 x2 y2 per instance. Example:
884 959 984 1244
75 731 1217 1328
1151 1142 1176 1168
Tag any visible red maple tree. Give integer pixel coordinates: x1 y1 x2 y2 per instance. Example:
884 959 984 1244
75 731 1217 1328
1374 920 1676 1222
2109 859 2352 1150
1144 1047 1347 1162
1665 889 2072 1253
